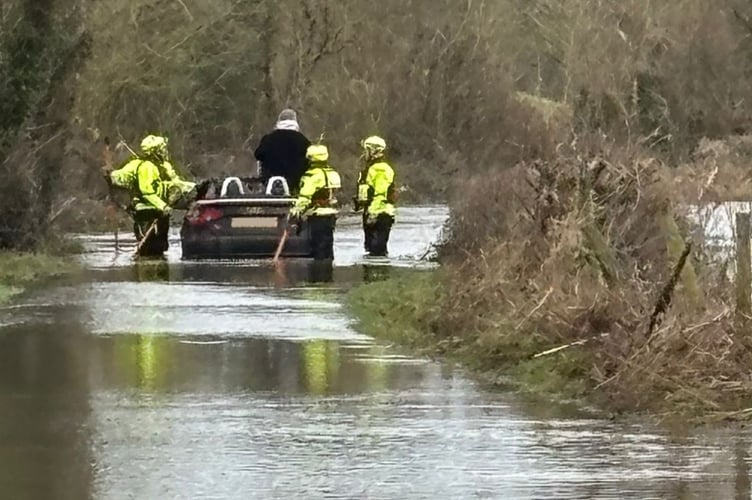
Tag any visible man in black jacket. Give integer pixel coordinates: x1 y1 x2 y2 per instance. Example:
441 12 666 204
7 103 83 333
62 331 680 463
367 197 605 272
254 108 311 193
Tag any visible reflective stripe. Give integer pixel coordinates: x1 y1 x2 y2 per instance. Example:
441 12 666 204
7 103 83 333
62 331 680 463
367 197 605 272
310 207 339 216
357 184 369 202
134 201 161 212
295 164 341 215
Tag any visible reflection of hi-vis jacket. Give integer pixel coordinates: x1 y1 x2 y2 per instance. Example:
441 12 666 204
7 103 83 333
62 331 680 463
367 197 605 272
293 164 342 216
356 160 396 218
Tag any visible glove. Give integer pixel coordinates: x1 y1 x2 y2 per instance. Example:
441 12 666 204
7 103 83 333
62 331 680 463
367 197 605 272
288 213 302 225
286 215 299 231
286 214 303 236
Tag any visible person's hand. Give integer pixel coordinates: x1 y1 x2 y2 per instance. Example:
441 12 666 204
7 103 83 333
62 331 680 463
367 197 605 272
162 206 173 217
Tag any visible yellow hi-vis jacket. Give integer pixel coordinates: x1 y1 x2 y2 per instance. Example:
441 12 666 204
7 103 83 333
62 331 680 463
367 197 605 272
135 160 170 212
357 160 396 217
111 158 181 189
111 158 168 212
293 164 342 216
112 158 194 212
162 160 180 182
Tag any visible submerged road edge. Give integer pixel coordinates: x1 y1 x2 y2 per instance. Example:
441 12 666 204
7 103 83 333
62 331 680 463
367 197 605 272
345 269 606 420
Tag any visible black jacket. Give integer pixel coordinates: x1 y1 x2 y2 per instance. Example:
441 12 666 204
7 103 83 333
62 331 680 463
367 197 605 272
254 129 311 191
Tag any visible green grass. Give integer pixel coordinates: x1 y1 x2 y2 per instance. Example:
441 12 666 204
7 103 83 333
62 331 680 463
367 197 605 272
0 284 22 303
347 270 594 404
0 251 79 304
348 270 442 349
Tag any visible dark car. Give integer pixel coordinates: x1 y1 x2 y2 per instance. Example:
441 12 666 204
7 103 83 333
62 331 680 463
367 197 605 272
180 176 312 259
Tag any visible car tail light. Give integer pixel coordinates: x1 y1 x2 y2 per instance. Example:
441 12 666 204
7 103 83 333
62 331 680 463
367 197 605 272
186 206 224 226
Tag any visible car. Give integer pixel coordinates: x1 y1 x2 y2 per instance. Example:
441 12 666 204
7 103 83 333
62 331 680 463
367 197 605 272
180 176 312 259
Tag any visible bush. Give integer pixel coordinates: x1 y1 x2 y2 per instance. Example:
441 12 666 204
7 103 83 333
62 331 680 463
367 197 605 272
437 139 752 415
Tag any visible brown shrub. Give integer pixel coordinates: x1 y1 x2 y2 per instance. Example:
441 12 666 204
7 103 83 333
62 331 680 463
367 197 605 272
438 141 752 415
674 136 752 203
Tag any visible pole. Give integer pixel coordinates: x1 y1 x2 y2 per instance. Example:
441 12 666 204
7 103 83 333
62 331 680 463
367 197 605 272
736 212 751 323
117 138 138 158
273 217 290 264
134 219 158 256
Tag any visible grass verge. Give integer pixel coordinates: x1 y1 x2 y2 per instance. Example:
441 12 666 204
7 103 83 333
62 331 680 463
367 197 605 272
0 251 80 304
347 270 593 406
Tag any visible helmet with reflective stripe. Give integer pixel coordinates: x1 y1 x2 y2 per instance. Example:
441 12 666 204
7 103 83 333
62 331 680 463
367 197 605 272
361 136 386 155
306 144 329 163
140 135 168 154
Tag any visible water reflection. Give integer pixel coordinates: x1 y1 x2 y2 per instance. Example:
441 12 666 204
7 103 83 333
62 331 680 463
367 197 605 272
362 264 393 283
127 258 338 287
0 325 92 500
301 340 337 394
132 259 171 282
273 260 334 287
91 335 424 396
736 440 751 500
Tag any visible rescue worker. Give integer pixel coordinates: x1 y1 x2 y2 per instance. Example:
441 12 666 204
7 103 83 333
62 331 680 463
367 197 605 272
290 144 341 260
110 135 180 257
354 136 396 256
254 108 311 193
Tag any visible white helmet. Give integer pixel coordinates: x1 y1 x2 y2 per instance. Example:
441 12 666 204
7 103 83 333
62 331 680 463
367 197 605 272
361 135 386 156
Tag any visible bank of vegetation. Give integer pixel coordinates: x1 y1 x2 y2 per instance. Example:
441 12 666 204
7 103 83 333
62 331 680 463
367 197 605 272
0 252 77 304
351 137 752 420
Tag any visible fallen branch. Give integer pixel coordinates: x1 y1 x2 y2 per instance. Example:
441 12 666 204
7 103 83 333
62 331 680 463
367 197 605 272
48 196 77 223
705 407 752 423
533 332 609 358
682 308 730 335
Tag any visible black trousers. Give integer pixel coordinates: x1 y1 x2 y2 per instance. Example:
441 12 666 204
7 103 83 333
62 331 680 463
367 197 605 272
133 209 170 257
364 213 394 256
308 215 336 260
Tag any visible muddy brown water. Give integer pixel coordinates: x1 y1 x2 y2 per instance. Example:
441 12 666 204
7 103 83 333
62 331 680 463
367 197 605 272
0 206 749 499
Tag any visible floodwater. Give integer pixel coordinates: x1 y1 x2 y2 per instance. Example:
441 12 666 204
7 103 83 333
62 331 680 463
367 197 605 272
0 206 750 499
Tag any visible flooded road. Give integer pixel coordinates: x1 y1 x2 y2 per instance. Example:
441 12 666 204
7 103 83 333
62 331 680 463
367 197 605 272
0 206 750 499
